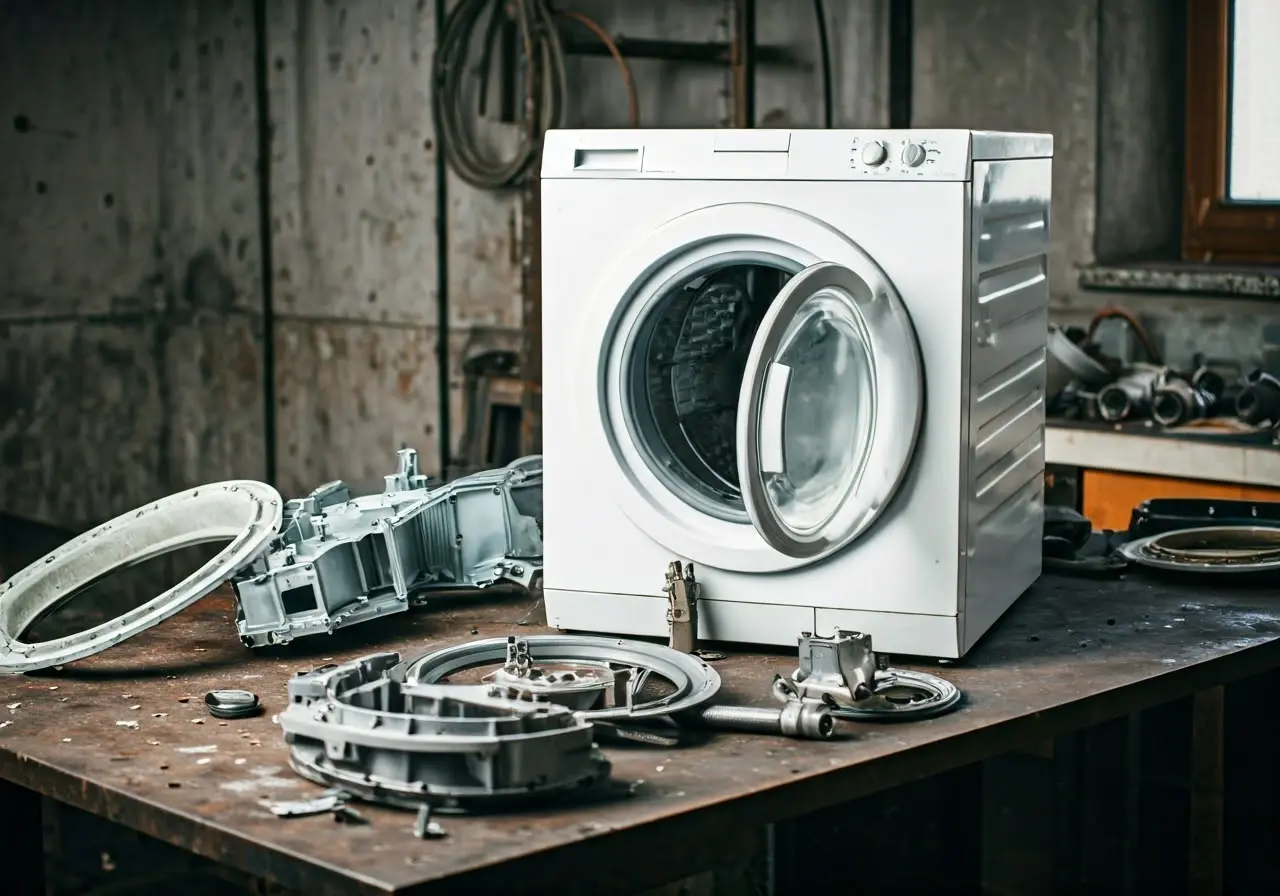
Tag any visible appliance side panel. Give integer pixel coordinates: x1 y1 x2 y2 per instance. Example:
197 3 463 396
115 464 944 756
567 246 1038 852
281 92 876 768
963 158 1051 652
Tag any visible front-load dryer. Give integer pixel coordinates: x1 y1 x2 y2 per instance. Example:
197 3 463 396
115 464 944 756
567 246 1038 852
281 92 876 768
539 128 1053 659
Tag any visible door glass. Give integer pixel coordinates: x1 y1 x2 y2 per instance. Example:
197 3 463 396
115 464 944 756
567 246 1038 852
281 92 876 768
764 288 875 532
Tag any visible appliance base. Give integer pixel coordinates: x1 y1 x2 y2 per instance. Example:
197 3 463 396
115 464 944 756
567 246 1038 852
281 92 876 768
543 588 969 661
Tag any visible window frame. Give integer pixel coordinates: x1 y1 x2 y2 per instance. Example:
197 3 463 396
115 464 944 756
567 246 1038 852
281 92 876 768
1183 0 1280 263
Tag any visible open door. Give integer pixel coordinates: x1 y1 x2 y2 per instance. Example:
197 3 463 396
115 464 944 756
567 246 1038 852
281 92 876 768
735 261 924 559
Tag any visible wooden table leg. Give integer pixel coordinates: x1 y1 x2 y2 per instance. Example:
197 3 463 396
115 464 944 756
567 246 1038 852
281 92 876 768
1189 686 1225 896
0 780 46 896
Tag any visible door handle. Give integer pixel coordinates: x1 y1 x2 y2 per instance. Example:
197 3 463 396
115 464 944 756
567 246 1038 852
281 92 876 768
758 362 793 475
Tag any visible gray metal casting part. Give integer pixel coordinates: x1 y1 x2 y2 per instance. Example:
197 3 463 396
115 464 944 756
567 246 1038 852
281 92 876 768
0 481 283 674
696 701 834 739
231 450 544 647
404 634 722 722
481 636 615 711
278 652 612 812
774 629 963 722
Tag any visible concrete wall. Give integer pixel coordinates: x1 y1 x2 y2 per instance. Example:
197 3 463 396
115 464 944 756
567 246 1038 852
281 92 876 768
0 0 267 530
2 0 1272 531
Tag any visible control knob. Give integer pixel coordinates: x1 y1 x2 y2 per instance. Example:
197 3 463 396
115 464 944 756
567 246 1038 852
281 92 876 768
902 142 927 167
860 141 888 167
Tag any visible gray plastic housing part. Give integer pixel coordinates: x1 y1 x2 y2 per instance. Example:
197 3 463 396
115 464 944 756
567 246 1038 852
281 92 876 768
279 652 611 811
231 451 543 647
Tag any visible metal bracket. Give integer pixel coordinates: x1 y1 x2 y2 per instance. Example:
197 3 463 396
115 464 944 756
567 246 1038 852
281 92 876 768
663 560 700 654
774 630 963 722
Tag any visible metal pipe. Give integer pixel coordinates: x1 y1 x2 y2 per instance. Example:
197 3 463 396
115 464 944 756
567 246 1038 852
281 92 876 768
1151 377 1215 427
1097 368 1161 422
697 701 834 740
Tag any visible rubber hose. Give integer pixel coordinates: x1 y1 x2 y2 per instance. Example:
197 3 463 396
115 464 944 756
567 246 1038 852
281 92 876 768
433 0 567 190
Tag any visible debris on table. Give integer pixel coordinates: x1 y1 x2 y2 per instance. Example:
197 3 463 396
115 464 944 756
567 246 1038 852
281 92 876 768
414 804 447 839
204 688 261 720
263 788 352 818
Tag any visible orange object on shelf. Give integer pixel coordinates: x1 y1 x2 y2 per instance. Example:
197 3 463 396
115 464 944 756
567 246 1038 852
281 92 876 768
1081 469 1280 531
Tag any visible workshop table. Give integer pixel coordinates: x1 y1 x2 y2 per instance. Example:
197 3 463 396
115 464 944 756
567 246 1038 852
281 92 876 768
2 574 1279 895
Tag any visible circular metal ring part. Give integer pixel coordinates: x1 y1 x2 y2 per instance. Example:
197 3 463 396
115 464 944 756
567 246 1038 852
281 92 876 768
205 689 262 720
827 669 963 722
404 635 722 721
0 481 282 673
1118 525 1280 574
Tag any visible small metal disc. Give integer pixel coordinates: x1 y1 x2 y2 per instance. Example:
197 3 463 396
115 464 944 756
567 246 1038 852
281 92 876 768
826 669 962 722
205 688 261 719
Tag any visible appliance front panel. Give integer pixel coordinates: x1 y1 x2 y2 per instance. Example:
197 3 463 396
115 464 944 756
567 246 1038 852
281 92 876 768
541 177 968 619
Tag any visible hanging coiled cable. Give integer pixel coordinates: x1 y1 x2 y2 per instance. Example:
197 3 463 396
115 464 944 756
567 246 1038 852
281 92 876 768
433 0 568 189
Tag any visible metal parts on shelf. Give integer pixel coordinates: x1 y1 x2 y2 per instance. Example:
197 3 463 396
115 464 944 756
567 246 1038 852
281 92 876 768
278 652 612 812
405 634 722 723
231 450 544 647
773 630 963 722
0 481 283 674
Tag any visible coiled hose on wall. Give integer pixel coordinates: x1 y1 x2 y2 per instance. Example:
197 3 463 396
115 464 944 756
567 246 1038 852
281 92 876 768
433 0 567 190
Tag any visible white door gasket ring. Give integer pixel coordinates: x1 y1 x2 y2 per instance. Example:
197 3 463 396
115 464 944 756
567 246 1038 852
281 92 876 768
0 481 282 674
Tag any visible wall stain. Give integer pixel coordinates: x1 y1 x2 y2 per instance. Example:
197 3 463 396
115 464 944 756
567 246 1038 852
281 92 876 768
182 249 237 310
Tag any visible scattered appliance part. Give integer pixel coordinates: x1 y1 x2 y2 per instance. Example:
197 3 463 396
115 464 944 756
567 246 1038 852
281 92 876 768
279 652 612 812
0 481 282 674
773 630 963 721
1151 375 1216 427
405 634 722 722
1127 497 1280 540
1235 370 1280 427
541 128 1052 659
1117 526 1280 575
231 451 544 648
1096 365 1162 423
263 788 352 818
480 635 614 711
414 803 447 839
663 560 700 653
205 689 262 720
695 701 834 739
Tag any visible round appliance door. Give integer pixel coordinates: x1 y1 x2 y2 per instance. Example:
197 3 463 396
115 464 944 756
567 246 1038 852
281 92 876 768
736 261 923 559
578 202 923 574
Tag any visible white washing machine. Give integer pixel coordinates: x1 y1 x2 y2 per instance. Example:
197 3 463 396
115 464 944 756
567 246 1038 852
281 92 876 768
539 128 1052 660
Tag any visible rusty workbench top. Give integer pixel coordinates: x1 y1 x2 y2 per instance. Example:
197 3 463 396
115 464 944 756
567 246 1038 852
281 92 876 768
3 575 1280 895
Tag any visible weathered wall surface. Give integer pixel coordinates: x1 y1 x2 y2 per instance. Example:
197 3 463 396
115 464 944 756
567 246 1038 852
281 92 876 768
0 0 267 530
265 0 443 498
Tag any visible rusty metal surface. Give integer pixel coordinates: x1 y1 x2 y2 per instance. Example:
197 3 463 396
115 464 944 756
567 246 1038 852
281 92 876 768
3 575 1280 895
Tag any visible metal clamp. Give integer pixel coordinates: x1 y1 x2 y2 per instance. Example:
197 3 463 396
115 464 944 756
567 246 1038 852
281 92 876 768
663 560 699 654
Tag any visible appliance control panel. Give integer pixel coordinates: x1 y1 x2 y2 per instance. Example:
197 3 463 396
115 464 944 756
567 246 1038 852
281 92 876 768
539 129 1043 181
845 133 966 180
